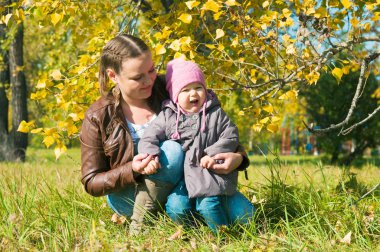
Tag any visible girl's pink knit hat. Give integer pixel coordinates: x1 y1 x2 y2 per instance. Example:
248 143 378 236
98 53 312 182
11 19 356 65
165 58 206 102
165 58 207 140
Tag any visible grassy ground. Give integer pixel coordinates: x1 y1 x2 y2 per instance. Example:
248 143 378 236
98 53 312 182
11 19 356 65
0 148 379 251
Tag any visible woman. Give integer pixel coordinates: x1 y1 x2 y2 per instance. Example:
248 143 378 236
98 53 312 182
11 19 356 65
80 34 255 233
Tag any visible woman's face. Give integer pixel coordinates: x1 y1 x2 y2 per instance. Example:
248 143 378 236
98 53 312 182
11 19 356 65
107 51 157 102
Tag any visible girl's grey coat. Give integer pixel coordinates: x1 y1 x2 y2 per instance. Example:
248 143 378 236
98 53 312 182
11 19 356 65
138 91 239 198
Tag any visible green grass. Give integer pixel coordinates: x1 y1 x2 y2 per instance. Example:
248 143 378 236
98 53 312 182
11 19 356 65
0 148 379 251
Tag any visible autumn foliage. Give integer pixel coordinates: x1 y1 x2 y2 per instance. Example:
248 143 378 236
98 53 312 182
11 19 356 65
0 0 378 158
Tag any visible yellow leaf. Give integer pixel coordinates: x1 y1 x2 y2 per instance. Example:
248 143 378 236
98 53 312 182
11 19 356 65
217 43 224 51
252 123 263 132
43 136 55 148
286 64 295 70
51 70 62 80
36 78 46 89
17 120 34 133
4 13 12 25
50 13 62 26
286 44 296 55
205 44 216 49
371 87 380 99
155 44 167 55
271 116 281 123
238 110 245 116
260 117 270 124
225 0 240 6
253 108 261 117
54 144 67 159
231 37 239 47
282 8 291 18
55 83 64 90
154 31 163 40
263 104 274 113
306 7 315 15
332 67 343 82
178 13 192 24
341 0 352 9
350 17 359 27
279 90 298 100
179 36 191 44
305 71 320 84
363 22 371 32
202 0 220 13
213 12 223 20
366 4 374 11
342 65 350 74
267 123 279 133
174 52 186 59
31 128 43 134
69 113 80 121
282 34 291 44
169 40 181 51
44 128 57 136
67 124 78 136
215 29 225 39
262 1 269 8
185 1 200 10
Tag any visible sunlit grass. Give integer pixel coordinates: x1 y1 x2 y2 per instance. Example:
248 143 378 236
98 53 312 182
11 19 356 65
0 148 379 251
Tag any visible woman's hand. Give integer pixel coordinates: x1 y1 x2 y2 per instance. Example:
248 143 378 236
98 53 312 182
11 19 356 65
132 154 160 175
208 152 243 175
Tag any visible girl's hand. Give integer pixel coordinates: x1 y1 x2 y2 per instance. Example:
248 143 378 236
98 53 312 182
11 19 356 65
144 158 161 175
200 155 215 169
132 153 156 174
208 152 243 174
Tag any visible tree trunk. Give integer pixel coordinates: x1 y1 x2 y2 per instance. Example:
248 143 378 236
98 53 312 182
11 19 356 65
9 22 28 161
330 145 340 164
0 2 10 161
341 141 368 166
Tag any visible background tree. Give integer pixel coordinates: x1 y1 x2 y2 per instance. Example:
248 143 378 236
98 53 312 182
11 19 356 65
0 0 377 158
300 69 380 165
0 0 27 161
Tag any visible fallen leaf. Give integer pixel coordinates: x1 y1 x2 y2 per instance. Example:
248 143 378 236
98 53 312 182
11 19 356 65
339 231 352 244
111 213 126 225
211 243 219 252
190 238 197 249
8 213 18 223
168 226 183 241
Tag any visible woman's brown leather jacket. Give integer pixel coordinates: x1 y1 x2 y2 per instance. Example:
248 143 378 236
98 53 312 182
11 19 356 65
80 77 250 197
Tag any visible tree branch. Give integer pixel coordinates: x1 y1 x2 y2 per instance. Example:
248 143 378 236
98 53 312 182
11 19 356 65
340 105 380 135
308 52 380 134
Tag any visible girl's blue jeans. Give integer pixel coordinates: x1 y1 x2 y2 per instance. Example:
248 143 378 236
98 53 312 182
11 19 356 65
106 140 255 230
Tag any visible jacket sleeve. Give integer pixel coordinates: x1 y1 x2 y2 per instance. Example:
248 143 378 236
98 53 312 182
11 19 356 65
80 110 136 197
235 144 250 171
204 108 239 157
138 111 168 156
204 108 250 172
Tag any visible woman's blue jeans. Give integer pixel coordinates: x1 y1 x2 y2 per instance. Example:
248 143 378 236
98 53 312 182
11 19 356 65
106 140 185 216
106 140 255 230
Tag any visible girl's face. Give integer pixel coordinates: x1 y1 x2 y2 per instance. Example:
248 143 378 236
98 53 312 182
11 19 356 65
107 51 157 103
177 82 206 113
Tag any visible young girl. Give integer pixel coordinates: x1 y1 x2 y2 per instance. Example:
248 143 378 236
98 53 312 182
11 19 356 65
135 58 254 232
